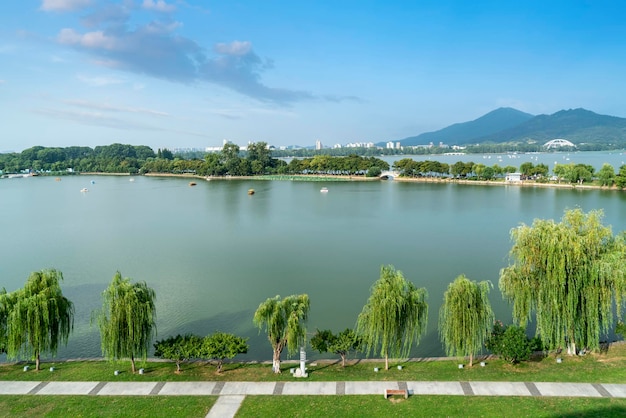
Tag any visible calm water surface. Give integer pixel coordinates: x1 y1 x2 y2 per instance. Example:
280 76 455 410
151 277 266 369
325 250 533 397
1 174 625 361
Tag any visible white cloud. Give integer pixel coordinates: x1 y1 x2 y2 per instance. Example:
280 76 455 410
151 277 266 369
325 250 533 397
40 0 92 12
214 41 252 56
64 99 169 117
142 0 176 13
76 74 125 86
58 29 118 50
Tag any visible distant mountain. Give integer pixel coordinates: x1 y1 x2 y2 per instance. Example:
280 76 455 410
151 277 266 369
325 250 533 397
396 107 535 146
476 108 626 145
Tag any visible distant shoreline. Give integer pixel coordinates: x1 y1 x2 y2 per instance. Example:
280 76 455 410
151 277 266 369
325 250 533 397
136 172 623 191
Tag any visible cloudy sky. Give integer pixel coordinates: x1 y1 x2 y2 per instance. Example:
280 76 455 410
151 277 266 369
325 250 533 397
1 1 625 152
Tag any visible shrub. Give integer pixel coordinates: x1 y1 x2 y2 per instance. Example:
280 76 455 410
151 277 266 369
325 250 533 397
486 322 534 364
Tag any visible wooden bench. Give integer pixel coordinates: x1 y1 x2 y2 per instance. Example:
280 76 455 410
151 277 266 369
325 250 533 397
384 389 408 399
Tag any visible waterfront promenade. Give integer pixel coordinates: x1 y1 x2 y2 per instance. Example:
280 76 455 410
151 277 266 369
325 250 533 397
2 379 625 417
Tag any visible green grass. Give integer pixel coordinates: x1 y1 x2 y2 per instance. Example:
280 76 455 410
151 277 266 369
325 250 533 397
0 396 215 418
237 395 626 418
2 342 625 383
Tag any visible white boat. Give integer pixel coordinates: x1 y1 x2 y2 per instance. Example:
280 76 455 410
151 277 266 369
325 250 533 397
320 187 329 193
80 188 88 193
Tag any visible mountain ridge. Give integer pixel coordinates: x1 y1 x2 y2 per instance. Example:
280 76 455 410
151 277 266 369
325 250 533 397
394 108 626 147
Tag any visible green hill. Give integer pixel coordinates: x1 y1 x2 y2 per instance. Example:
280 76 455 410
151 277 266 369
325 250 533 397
397 107 534 146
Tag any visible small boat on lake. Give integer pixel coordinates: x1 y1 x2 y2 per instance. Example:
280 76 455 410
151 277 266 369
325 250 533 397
320 187 329 193
189 182 197 186
80 188 88 193
248 189 255 195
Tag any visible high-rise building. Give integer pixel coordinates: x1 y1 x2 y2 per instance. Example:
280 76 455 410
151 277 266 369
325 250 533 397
315 140 323 150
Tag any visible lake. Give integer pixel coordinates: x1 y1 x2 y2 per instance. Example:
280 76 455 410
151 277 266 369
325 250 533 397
1 162 625 362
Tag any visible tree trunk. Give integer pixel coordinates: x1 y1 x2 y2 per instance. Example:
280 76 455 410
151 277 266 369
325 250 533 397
385 351 389 370
272 349 281 373
176 361 181 373
567 341 577 356
131 354 136 373
35 352 40 371
341 353 346 368
469 353 473 368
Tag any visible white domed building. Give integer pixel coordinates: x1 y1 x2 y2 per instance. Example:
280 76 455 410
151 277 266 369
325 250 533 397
544 139 576 149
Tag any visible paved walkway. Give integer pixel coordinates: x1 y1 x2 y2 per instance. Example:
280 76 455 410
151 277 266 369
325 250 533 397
1 380 625 417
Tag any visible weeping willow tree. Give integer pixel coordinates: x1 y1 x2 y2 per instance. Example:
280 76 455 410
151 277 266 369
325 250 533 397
2 269 74 371
96 272 156 373
500 209 626 355
439 275 494 367
0 289 9 355
356 265 428 370
253 294 309 373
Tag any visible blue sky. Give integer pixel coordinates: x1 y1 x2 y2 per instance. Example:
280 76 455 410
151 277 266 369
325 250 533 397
1 1 625 152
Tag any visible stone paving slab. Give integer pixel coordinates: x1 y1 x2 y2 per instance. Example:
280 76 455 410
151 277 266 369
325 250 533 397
406 381 464 396
534 382 602 397
206 395 245 418
601 384 626 398
344 381 398 395
96 382 158 396
0 381 42 395
159 382 217 396
469 381 532 397
37 381 100 395
220 382 275 395
282 382 337 395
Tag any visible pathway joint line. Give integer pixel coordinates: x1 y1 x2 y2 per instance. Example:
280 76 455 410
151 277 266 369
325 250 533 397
150 381 166 395
524 382 541 396
211 381 224 396
460 381 474 396
272 382 284 395
336 381 345 395
592 383 612 398
27 382 49 395
88 382 107 396
398 381 408 391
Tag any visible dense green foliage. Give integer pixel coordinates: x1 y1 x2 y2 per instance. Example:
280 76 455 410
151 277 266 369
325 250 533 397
500 209 626 354
439 275 494 366
0 269 74 370
310 328 361 367
201 332 249 372
485 322 541 363
356 265 428 370
253 294 310 373
96 272 157 373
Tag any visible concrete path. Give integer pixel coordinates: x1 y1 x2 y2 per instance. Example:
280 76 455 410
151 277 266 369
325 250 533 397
1 380 625 418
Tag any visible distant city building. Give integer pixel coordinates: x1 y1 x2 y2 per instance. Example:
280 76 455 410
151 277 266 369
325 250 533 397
333 144 342 149
386 141 394 149
346 142 377 148
315 140 323 150
396 142 401 149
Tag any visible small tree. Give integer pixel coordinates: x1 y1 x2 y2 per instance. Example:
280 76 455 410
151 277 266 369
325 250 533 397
311 328 361 367
2 269 74 370
201 332 249 373
253 294 310 373
439 275 494 367
617 322 626 340
356 265 428 370
154 334 202 373
95 272 156 373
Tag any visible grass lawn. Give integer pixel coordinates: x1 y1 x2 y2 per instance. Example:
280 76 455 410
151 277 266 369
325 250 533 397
238 395 626 418
0 396 215 418
1 342 624 383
